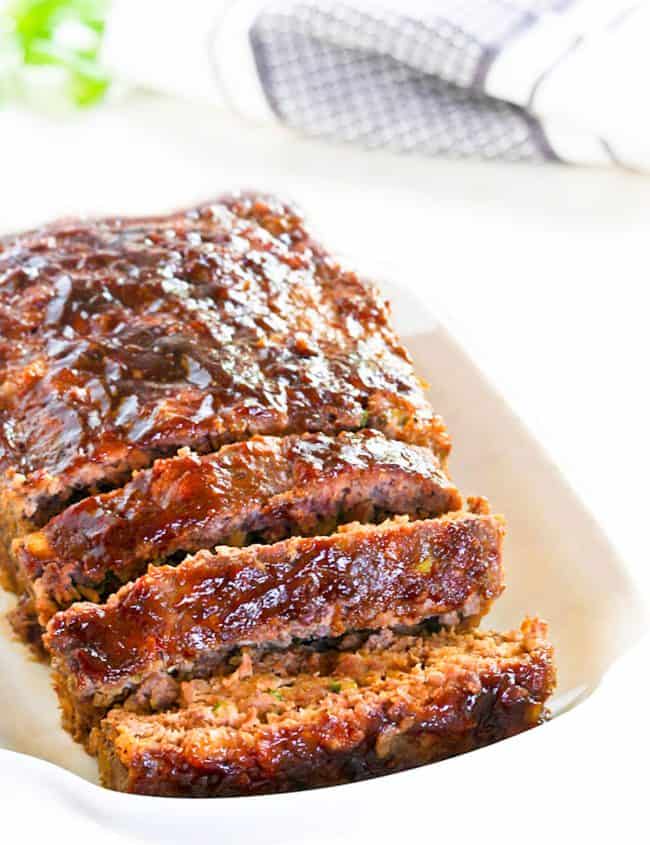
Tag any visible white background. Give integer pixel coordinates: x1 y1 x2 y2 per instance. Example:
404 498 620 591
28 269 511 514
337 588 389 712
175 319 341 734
0 94 648 841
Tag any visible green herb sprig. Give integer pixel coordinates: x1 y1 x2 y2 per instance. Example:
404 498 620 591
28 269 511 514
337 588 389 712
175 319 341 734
1 0 110 106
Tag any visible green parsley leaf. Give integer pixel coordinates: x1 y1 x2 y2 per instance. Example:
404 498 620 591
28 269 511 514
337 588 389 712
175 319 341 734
2 0 110 107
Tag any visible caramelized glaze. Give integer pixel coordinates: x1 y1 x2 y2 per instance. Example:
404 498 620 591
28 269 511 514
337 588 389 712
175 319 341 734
16 429 461 623
45 511 504 714
0 194 448 521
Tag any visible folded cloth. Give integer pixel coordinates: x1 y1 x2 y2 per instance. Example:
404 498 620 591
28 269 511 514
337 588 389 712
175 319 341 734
103 0 650 169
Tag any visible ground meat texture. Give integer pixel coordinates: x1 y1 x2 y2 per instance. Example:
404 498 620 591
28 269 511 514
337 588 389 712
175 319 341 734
0 192 449 582
12 429 461 629
0 191 556 799
90 619 555 797
45 510 504 741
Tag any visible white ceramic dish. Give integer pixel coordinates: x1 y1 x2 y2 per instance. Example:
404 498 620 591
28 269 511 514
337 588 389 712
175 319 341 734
0 279 646 843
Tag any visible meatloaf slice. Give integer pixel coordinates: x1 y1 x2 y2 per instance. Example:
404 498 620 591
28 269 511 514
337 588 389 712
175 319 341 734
91 619 554 796
46 509 505 740
0 193 449 584
13 430 460 628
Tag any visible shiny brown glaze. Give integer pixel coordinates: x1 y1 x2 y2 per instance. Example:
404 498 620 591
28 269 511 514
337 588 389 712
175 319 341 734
46 511 504 730
14 430 460 626
92 620 555 796
0 193 448 528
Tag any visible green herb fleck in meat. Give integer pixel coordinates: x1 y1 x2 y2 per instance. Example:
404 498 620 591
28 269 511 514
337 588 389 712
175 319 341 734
415 557 433 575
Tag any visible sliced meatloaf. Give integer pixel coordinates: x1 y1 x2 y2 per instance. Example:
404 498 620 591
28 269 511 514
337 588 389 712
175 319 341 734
91 619 554 796
12 429 460 628
0 193 449 587
46 509 505 740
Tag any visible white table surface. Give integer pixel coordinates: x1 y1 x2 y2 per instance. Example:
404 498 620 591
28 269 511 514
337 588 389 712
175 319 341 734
0 94 648 842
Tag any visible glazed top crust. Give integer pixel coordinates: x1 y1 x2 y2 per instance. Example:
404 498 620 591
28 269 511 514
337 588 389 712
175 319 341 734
16 429 461 621
45 511 504 705
0 194 448 519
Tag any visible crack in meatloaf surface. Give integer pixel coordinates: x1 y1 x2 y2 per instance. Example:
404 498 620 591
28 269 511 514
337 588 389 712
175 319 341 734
13 429 461 628
0 193 449 573
45 509 504 740
91 619 555 797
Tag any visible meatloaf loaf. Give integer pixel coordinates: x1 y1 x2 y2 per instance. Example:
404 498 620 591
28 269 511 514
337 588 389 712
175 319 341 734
0 193 555 798
91 619 554 796
0 193 449 587
12 429 460 629
46 509 504 740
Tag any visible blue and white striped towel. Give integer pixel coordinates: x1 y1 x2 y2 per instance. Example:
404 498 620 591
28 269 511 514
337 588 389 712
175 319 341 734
103 0 650 169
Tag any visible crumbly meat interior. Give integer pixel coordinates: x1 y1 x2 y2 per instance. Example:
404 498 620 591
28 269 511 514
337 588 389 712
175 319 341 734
91 620 555 796
45 508 504 742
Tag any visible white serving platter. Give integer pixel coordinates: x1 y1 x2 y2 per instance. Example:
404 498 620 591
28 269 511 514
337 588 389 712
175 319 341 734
0 277 646 844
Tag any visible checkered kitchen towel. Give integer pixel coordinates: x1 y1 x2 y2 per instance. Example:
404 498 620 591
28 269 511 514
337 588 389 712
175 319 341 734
103 0 650 169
